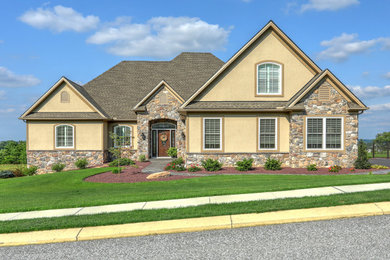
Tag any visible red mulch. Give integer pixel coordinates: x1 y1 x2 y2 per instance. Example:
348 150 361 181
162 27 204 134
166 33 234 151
84 162 198 183
172 167 379 175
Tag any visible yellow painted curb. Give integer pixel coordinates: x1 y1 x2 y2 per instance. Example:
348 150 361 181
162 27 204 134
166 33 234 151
1 202 389 247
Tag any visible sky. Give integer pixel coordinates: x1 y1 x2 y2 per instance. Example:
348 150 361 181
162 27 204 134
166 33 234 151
0 0 389 141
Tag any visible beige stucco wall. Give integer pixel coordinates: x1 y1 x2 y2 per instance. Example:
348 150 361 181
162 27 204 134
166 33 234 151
187 113 289 153
107 122 138 150
27 121 104 150
195 31 314 101
35 83 95 112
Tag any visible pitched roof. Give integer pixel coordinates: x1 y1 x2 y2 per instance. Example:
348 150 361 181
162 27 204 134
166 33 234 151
82 52 224 120
22 112 104 120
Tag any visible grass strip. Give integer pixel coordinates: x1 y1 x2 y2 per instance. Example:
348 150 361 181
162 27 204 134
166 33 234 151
1 189 389 234
1 167 390 213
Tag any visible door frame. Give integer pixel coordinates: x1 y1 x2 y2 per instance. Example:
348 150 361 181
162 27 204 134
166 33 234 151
150 122 176 158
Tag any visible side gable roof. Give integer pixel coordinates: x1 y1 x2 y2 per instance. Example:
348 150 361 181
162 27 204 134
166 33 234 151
19 77 108 119
133 80 185 110
181 20 322 108
286 69 368 109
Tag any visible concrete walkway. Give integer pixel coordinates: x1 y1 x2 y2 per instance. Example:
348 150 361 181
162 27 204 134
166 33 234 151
141 159 170 174
1 182 390 222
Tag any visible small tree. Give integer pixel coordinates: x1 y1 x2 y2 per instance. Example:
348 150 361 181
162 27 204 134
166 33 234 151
375 131 390 153
354 139 371 169
109 132 130 173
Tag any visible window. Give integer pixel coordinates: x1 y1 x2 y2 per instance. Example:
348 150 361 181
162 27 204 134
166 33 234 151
259 118 277 150
60 91 70 103
203 118 222 150
159 92 168 104
55 125 74 148
113 125 132 147
257 62 282 95
306 117 343 150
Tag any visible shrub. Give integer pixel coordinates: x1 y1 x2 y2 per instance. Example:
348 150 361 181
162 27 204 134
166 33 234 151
354 139 371 169
23 166 38 176
371 164 389 169
329 165 342 173
174 165 186 171
307 164 318 171
235 158 253 171
201 159 222 172
12 167 24 177
75 158 88 169
109 158 135 167
0 170 15 179
167 147 177 158
165 157 185 171
112 167 123 174
188 164 201 172
139 154 147 162
264 158 282 170
52 163 65 172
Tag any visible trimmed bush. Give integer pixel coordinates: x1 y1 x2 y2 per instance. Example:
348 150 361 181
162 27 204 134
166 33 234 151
264 158 282 171
188 164 201 172
109 158 135 167
167 147 177 158
23 166 38 176
112 167 123 174
165 157 185 171
139 154 147 162
307 164 318 171
354 139 371 169
329 165 342 173
201 159 222 172
52 163 65 172
235 158 254 171
75 158 88 169
0 171 15 179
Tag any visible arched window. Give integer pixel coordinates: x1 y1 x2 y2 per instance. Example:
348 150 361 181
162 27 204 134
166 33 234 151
55 125 74 148
60 91 70 103
257 62 282 95
113 125 132 147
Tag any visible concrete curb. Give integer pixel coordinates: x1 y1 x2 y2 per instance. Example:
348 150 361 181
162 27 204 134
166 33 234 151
1 201 389 247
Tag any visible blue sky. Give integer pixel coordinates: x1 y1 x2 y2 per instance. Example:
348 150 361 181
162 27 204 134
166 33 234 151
1 0 389 140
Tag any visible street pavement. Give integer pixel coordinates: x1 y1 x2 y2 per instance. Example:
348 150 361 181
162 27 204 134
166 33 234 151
370 158 390 167
1 214 389 259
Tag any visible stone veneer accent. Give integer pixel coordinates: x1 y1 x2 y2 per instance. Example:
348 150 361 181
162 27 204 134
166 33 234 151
137 86 186 159
27 150 106 174
289 81 358 168
186 153 290 167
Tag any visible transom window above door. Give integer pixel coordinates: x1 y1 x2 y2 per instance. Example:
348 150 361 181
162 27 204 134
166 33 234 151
257 62 282 95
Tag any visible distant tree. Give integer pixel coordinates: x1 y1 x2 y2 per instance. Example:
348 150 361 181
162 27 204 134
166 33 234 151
0 141 26 164
375 132 390 151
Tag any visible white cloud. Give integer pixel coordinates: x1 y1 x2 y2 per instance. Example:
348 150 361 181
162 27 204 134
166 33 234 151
369 103 390 111
0 67 40 87
0 90 5 100
301 0 359 12
0 108 16 114
87 16 230 58
384 72 390 79
19 5 99 33
350 85 390 99
318 33 390 62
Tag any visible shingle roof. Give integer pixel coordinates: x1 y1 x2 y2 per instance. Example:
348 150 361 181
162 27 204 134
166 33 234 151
82 52 224 120
23 112 104 120
184 101 288 110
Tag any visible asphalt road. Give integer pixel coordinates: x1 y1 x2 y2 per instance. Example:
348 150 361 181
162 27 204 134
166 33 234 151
370 158 390 167
1 215 390 260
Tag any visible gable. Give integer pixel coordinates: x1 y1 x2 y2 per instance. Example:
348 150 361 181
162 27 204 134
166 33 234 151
34 82 95 113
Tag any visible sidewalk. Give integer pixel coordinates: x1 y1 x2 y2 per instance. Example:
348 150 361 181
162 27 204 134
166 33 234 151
1 182 390 222
1 202 389 247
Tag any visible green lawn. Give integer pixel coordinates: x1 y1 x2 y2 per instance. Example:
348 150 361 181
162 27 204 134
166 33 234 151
1 189 389 234
368 152 389 159
0 164 26 171
1 167 390 213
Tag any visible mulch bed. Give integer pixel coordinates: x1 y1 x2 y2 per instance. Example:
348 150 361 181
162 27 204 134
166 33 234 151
172 167 380 175
85 162 199 183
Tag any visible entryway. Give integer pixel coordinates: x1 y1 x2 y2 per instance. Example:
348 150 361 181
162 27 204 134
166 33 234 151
150 122 176 158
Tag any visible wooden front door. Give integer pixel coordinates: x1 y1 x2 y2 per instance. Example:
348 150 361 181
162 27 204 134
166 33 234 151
158 130 170 157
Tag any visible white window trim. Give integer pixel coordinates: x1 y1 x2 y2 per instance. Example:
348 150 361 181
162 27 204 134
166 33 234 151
256 62 282 95
113 125 132 148
258 117 278 151
203 117 222 151
305 117 344 151
55 124 74 149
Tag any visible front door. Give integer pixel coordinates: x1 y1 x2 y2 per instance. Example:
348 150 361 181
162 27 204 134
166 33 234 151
158 130 170 157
